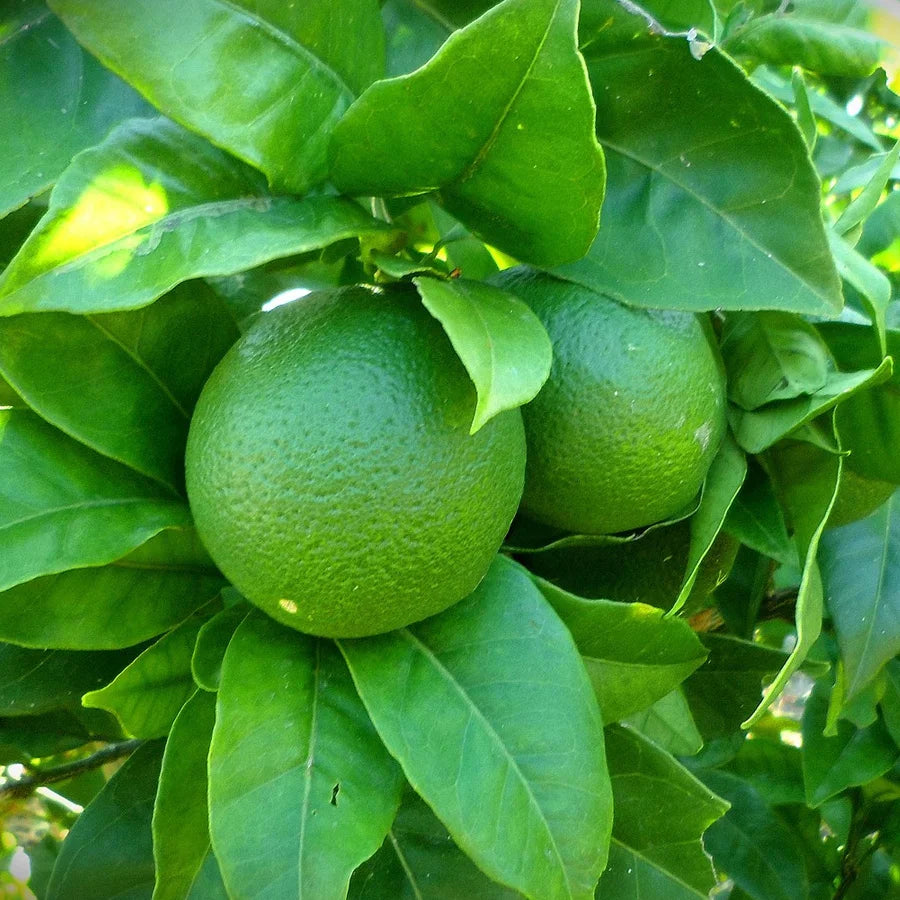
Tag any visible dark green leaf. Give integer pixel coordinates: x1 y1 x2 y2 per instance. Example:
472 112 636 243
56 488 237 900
0 709 95 765
153 691 228 900
47 0 385 193
330 0 606 267
209 614 403 900
0 1 150 217
882 660 900 747
340 556 612 900
725 739 805 807
835 141 900 236
560 10 842 315
820 491 900 700
46 740 163 900
792 68 817 151
622 688 704 757
724 460 794 565
599 725 728 899
714 545 773 640
82 613 210 739
534 576 708 722
0 527 224 649
0 118 400 316
381 0 451 78
0 281 237 490
191 603 250 693
414 277 551 432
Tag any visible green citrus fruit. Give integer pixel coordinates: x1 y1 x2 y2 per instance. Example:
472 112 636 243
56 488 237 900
185 285 526 638
493 268 727 534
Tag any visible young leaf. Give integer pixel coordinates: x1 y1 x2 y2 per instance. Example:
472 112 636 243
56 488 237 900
0 527 224 650
191 603 251 693
153 691 228 900
561 9 842 315
820 491 900 701
330 0 606 267
47 0 385 194
82 613 210 739
0 118 400 316
0 1 150 217
209 614 404 900
534 576 708 722
0 282 237 491
414 276 552 433
791 68 817 151
340 555 612 900
0 409 189 594
599 725 728 899
834 140 900 236
46 741 163 900
622 687 704 757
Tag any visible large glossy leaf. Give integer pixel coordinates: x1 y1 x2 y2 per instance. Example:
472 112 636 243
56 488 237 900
0 527 224 650
820 491 900 701
0 282 237 491
0 1 150 217
0 643 138 715
415 277 551 433
46 741 163 900
534 576 707 722
83 614 210 739
330 0 606 267
0 117 400 316
0 409 189 593
209 613 403 900
560 5 842 315
349 791 521 899
153 691 228 900
696 769 809 900
47 0 385 194
599 725 728 899
340 556 612 900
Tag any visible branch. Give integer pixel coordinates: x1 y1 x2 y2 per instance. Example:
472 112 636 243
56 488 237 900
0 739 144 801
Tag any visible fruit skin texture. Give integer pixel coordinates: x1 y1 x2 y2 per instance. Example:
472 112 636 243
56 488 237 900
493 267 727 535
185 285 526 638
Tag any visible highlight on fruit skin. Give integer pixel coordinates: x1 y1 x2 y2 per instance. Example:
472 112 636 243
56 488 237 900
185 284 526 638
493 267 728 536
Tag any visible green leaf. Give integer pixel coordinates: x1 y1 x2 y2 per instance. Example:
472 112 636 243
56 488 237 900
622 688 704 757
209 613 403 900
330 0 606 267
721 312 831 410
0 281 237 491
0 1 150 217
695 769 809 900
834 140 900 237
802 679 899 806
349 791 522 899
0 709 97 765
560 12 842 315
881 660 900 747
714 546 773 640
534 576 708 722
47 0 385 194
0 409 189 593
153 691 228 900
792 68 817 152
599 725 728 899
619 0 718 37
724 460 794 565
46 741 163 900
191 603 251 693
340 556 612 900
725 738 805 807
83 613 210 739
820 492 900 701
0 526 224 649
0 117 400 316
729 360 892 454
414 276 551 433
0 643 139 716
381 0 452 78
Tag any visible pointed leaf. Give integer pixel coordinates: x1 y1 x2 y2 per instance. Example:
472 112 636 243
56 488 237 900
0 1 150 217
415 276 551 433
0 118 400 316
340 556 613 900
534 576 707 722
330 0 606 266
834 140 900 236
725 738 805 807
209 614 404 900
561 10 842 314
724 461 794 565
46 741 163 900
153 691 228 900
47 0 385 193
622 688 704 757
599 725 728 899
191 603 251 693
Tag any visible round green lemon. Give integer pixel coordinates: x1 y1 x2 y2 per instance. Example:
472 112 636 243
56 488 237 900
185 285 526 637
493 268 727 535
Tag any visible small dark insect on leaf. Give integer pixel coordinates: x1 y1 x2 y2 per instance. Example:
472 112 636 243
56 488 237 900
331 783 340 806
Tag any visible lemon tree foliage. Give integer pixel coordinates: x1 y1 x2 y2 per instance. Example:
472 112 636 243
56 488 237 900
2 1 900 899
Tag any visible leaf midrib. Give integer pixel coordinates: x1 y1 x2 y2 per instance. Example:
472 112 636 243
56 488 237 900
297 640 321 898
609 837 707 897
0 496 174 534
